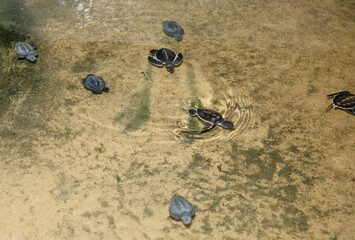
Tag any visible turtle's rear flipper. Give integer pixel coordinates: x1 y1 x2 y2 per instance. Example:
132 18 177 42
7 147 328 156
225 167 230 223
325 103 334 112
148 56 163 67
173 53 183 66
26 55 37 63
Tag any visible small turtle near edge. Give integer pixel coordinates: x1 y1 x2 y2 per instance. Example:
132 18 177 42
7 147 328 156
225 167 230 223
169 196 195 226
82 74 109 94
326 91 355 115
15 42 38 63
162 21 184 42
189 108 234 133
148 48 183 73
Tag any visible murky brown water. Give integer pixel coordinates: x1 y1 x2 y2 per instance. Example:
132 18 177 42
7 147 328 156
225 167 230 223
0 0 354 239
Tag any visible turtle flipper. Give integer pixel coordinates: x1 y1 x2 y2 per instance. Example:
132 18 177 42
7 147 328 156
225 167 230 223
173 53 183 66
148 56 164 67
17 54 26 59
30 43 37 50
149 49 159 55
200 123 217 134
325 103 334 112
26 55 37 63
346 107 355 114
327 91 351 97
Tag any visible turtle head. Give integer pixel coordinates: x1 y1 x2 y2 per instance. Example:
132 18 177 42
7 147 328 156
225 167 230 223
219 120 234 130
166 63 175 73
181 215 192 225
26 54 37 63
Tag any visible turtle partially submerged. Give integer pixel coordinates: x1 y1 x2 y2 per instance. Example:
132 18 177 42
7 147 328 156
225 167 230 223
162 21 184 41
82 74 109 94
189 108 234 133
148 48 183 73
14 42 38 63
169 196 195 226
326 91 355 115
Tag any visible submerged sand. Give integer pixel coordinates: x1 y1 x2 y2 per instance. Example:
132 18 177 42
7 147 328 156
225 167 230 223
0 0 354 239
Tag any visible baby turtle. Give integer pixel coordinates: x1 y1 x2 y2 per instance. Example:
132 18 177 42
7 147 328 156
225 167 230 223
148 48 183 73
189 108 234 133
82 74 109 94
326 91 355 114
14 42 38 63
169 196 195 226
162 21 184 42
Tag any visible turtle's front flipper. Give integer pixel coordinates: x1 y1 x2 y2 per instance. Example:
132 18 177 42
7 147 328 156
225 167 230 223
148 56 164 67
173 53 183 66
30 43 37 50
327 91 350 97
200 123 217 134
149 49 159 55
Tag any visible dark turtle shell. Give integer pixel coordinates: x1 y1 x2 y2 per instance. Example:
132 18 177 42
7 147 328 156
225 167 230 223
154 48 176 63
162 21 184 41
82 74 109 94
189 108 223 124
148 48 183 73
189 108 234 133
169 196 195 225
15 42 38 63
327 91 355 114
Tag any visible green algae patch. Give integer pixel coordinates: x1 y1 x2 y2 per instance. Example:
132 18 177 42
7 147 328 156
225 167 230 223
114 66 151 131
183 62 205 135
0 26 41 118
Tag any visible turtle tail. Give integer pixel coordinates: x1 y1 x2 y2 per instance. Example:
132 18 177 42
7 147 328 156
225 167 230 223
103 87 110 93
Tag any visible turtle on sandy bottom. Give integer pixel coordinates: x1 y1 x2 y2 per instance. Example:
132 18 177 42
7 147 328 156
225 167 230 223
15 42 38 63
169 196 195 226
82 74 109 94
148 48 183 73
188 108 234 133
162 21 184 42
326 91 355 115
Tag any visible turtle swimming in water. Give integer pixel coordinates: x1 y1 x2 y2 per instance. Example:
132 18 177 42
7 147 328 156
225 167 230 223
326 91 355 115
169 196 195 226
82 74 109 94
148 48 183 73
14 42 38 63
188 108 234 133
162 21 184 42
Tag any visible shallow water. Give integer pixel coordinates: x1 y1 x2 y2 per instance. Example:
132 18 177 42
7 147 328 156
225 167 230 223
0 0 354 239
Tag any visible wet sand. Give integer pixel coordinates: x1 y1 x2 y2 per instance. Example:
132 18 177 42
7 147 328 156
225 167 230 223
0 0 354 239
